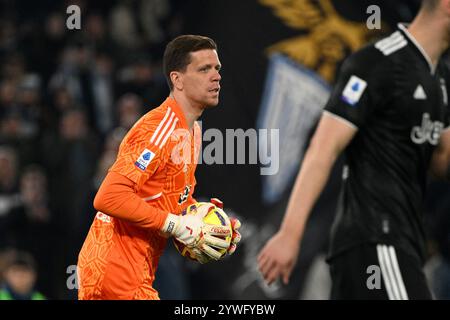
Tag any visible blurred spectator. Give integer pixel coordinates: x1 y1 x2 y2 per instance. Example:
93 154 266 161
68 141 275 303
90 52 115 135
0 71 46 167
52 86 75 114
19 11 68 86
41 109 99 298
0 0 183 299
42 108 98 229
45 86 76 132
20 165 51 223
116 57 167 108
84 13 115 53
0 165 52 247
0 146 19 194
0 80 16 113
92 127 126 189
48 43 115 135
0 146 21 231
139 0 170 46
0 19 18 54
0 250 45 300
104 126 126 154
2 53 26 83
116 93 143 129
109 0 179 56
0 165 55 297
109 0 148 51
45 12 67 46
48 44 93 121
2 74 44 140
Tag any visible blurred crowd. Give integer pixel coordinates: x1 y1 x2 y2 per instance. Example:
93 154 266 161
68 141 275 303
0 0 186 299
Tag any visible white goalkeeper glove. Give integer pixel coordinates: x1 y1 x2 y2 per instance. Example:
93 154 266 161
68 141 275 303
161 204 231 260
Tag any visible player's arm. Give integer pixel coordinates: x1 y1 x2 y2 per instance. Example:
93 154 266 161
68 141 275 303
429 129 450 180
258 46 390 285
277 114 357 241
94 171 168 230
258 114 356 285
94 114 173 231
94 171 231 260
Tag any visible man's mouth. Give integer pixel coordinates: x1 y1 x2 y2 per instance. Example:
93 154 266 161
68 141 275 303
209 87 220 93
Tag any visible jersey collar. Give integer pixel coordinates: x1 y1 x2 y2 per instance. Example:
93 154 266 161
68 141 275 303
164 96 189 129
397 23 436 75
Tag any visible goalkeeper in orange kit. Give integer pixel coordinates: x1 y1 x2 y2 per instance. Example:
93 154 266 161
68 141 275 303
77 35 241 300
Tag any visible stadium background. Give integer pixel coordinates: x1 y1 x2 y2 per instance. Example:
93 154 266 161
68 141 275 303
0 0 448 300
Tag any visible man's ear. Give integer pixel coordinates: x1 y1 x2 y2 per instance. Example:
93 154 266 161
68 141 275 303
170 71 183 91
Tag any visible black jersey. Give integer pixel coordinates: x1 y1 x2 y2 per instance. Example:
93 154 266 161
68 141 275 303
324 24 450 264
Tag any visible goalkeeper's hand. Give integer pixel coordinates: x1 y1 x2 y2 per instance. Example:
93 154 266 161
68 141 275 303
161 204 231 260
210 198 242 256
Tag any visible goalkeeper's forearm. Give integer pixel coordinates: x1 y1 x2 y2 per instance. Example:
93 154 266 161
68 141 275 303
94 171 169 230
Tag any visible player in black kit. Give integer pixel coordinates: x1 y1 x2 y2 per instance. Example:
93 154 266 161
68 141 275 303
258 0 450 299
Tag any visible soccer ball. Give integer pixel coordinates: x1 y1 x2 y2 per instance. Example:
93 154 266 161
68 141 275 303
173 202 232 263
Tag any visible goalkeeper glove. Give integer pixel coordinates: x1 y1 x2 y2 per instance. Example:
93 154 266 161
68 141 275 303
210 198 242 255
162 204 231 260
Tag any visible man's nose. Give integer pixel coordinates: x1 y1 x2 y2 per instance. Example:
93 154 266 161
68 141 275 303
212 70 221 82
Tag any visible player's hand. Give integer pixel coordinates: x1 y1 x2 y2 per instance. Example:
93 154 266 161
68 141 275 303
162 205 231 260
210 198 242 256
257 231 299 285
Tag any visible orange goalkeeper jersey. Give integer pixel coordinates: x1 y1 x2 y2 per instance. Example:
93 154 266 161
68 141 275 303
77 97 201 300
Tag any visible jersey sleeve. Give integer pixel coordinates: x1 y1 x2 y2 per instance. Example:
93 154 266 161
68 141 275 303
94 171 168 231
324 46 393 128
109 111 173 190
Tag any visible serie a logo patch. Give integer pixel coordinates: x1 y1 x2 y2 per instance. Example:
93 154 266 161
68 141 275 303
341 75 367 106
135 149 155 171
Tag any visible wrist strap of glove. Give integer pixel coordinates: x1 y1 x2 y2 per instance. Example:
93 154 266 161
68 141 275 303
161 213 179 235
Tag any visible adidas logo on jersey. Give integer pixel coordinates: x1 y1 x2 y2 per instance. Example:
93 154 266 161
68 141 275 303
410 113 443 145
413 85 427 100
375 31 407 56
